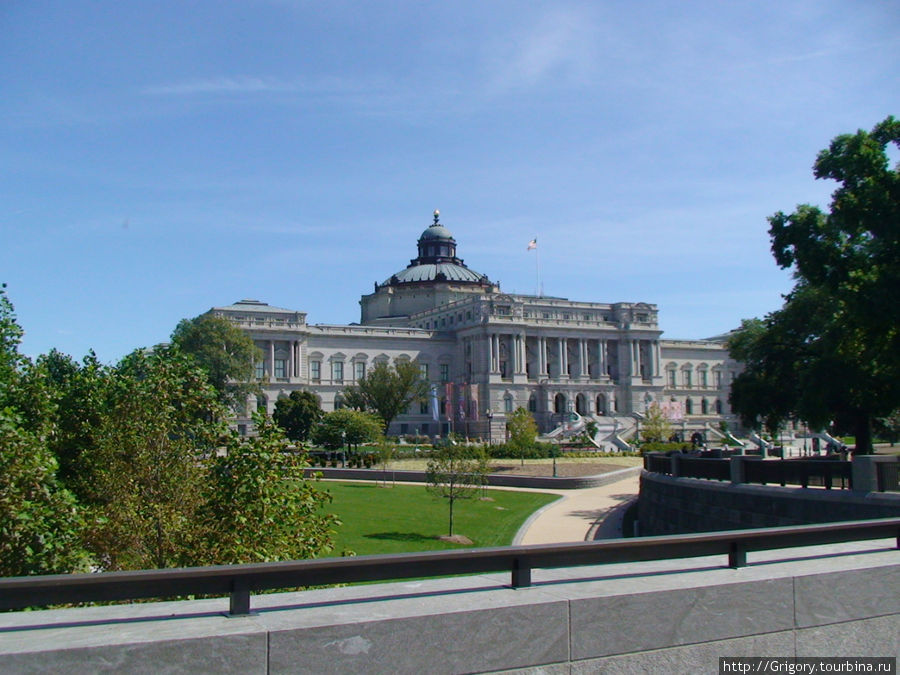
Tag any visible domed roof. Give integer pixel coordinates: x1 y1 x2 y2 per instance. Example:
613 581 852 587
377 210 493 288
387 263 486 285
419 224 454 241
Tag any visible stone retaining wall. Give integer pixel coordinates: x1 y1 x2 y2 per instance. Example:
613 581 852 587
639 470 900 536
2 543 896 673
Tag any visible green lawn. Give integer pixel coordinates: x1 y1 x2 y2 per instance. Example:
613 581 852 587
318 480 559 556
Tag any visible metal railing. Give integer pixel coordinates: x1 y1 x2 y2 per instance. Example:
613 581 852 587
877 462 900 492
0 519 896 617
744 457 852 489
644 453 853 489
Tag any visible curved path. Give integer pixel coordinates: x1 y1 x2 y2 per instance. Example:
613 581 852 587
513 472 640 545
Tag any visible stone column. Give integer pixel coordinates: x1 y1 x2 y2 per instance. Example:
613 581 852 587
269 341 275 377
288 340 295 379
577 338 585 378
598 339 607 378
538 337 546 377
559 338 568 378
654 341 661 378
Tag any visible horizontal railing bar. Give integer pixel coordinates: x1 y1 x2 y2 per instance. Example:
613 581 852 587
0 518 896 613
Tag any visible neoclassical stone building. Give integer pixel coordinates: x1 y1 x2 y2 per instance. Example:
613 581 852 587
210 212 740 443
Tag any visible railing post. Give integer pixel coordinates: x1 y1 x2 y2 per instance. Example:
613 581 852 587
229 580 251 616
511 557 531 588
729 541 746 568
670 453 680 478
729 456 746 485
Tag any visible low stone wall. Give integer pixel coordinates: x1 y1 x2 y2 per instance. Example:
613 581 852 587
639 470 900 536
2 542 896 673
304 465 641 490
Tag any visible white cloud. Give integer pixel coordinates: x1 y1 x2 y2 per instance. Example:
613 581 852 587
484 8 603 91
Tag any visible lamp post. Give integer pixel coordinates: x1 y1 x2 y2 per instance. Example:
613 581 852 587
341 430 346 468
485 409 494 445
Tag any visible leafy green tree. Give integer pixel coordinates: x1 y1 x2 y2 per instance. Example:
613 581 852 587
32 349 111 501
506 407 538 465
273 390 323 442
0 285 88 575
171 313 262 408
730 117 900 453
640 403 672 443
84 347 227 570
311 408 383 450
198 413 338 563
426 443 480 537
0 410 88 576
341 360 429 431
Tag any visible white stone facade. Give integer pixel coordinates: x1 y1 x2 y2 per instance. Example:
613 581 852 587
209 216 741 440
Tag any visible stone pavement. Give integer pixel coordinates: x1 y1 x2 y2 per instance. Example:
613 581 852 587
513 472 641 545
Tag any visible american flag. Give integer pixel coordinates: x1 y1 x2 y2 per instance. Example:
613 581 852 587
527 238 537 250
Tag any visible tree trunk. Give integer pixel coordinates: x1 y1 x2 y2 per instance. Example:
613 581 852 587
853 415 873 455
448 495 454 536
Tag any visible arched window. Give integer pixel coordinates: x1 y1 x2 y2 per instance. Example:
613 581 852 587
554 393 566 414
504 393 514 413
576 393 588 415
701 398 709 415
715 399 723 414
596 394 607 415
334 393 345 410
528 394 537 413
256 394 268 414
685 398 693 415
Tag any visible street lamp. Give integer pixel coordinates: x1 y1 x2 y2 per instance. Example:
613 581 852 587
341 430 346 468
485 409 494 445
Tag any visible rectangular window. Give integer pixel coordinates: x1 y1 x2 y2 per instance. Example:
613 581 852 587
355 361 366 381
332 361 344 383
400 423 408 434
714 371 722 388
683 371 692 388
274 359 286 378
699 370 708 388
420 401 429 414
255 362 265 379
440 364 450 383
310 361 321 382
668 370 676 388
420 363 429 379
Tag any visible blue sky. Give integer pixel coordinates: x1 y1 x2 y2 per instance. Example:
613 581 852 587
2 1 898 363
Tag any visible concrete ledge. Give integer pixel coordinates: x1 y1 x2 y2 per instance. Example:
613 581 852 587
1 542 896 673
305 465 642 489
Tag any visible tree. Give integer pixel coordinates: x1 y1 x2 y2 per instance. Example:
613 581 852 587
730 117 900 454
640 403 672 443
198 413 338 564
171 313 262 409
426 443 480 537
33 349 111 501
341 360 429 432
311 408 383 450
506 407 538 465
273 390 323 442
84 347 228 570
0 285 87 575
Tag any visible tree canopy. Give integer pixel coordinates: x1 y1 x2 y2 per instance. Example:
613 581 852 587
311 408 383 450
729 117 899 453
170 313 262 408
273 390 323 442
341 360 429 432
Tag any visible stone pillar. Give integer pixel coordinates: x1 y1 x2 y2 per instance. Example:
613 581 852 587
538 337 546 377
288 340 295 379
654 341 661 378
492 333 500 372
598 339 607 378
269 341 275 377
578 338 586 378
560 338 569 378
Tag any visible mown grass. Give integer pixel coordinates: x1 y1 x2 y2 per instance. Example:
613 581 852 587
317 481 559 556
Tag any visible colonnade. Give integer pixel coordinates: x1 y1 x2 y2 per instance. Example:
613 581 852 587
487 332 661 381
260 339 303 379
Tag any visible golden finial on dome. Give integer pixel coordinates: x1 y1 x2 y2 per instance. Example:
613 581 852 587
433 209 440 225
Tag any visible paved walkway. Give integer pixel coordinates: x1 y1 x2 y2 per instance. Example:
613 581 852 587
513 473 641 545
